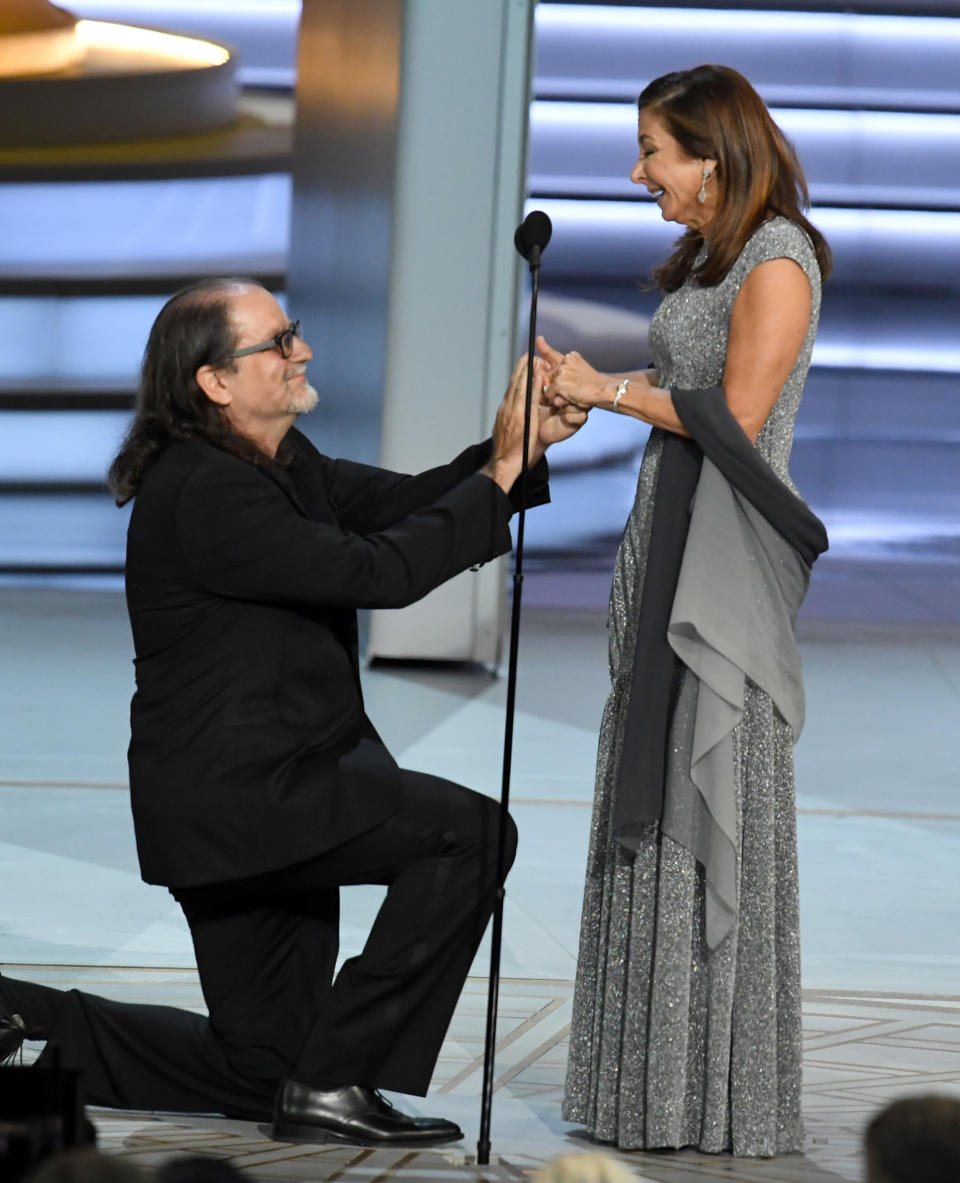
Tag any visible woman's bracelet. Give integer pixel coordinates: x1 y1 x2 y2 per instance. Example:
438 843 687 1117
612 377 630 412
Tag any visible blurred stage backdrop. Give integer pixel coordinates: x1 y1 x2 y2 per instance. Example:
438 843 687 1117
0 0 957 623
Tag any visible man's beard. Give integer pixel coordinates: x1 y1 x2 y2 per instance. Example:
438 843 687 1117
286 380 319 415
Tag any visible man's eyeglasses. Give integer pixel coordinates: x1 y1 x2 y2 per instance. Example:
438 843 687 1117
218 320 302 363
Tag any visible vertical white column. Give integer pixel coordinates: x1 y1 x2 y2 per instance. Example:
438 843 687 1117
368 0 535 663
289 0 534 664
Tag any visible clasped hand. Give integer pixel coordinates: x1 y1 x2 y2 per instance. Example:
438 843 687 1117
535 335 651 412
484 353 589 492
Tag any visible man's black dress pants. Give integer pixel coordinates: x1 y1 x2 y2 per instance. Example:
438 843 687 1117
0 771 516 1120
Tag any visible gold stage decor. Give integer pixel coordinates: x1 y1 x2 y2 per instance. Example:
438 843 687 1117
0 0 81 77
0 0 237 146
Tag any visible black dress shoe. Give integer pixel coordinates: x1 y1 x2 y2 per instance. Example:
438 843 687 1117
0 1013 28 1065
271 1079 463 1146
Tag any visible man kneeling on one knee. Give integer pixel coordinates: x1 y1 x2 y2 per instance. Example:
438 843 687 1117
0 278 586 1147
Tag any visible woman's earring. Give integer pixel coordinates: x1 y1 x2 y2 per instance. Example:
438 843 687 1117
697 164 711 204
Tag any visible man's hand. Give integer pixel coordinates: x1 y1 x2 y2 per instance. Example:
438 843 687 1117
534 340 590 446
537 399 588 447
481 355 544 494
481 354 590 495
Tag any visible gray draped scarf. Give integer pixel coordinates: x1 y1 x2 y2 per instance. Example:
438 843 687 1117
613 386 828 948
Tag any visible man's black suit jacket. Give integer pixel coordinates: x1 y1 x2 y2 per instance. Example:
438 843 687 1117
124 427 546 888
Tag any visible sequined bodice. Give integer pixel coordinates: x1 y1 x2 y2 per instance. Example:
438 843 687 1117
647 216 821 489
607 217 822 685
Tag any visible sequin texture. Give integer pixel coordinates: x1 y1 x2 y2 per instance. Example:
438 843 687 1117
562 218 820 1157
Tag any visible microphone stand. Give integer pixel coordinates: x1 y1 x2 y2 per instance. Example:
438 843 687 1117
477 239 543 1167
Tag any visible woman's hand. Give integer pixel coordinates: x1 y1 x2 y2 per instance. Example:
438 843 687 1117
536 336 610 410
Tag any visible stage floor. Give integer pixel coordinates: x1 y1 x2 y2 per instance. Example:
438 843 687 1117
2 584 959 1182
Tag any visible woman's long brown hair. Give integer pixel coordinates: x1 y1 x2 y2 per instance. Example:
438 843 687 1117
640 65 832 291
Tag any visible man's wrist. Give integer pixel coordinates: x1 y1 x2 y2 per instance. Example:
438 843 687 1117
480 456 522 495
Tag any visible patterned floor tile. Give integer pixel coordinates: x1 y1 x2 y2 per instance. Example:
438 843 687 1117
8 968 955 1181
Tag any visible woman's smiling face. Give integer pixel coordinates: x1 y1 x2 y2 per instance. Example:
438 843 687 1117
630 107 717 233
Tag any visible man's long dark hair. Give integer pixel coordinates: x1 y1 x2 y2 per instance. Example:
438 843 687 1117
108 277 270 506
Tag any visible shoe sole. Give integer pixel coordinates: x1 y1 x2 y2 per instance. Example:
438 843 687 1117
271 1120 463 1148
0 1014 27 1065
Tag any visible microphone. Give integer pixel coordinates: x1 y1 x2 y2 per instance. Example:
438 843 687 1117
513 210 552 267
480 204 553 1168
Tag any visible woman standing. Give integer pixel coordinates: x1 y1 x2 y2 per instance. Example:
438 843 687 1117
540 66 831 1156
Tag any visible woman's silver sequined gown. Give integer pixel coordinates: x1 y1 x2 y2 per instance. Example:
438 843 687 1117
562 218 822 1157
